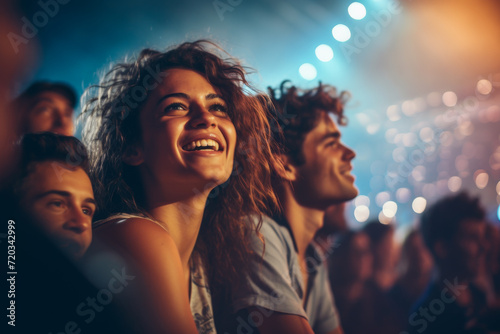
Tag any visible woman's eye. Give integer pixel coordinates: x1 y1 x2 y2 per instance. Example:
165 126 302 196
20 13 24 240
163 103 187 115
209 103 228 116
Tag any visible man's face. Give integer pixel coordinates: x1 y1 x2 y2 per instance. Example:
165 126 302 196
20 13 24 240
446 219 486 279
24 91 74 136
292 112 358 209
20 162 95 259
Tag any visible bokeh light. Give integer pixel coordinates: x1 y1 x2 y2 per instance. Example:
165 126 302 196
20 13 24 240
299 63 317 80
403 133 417 147
386 105 400 121
411 166 426 182
354 195 370 206
477 79 493 95
315 44 334 62
412 197 427 214
354 205 370 222
401 100 417 116
442 91 458 107
419 127 434 143
396 188 411 203
378 211 392 225
474 170 489 189
348 2 367 20
375 191 391 207
382 201 398 218
447 176 462 192
332 24 351 42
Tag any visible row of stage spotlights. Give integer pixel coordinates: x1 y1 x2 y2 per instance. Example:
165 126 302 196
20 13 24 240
299 2 367 80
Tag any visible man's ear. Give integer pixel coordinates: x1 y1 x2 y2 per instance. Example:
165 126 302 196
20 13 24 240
274 154 298 182
122 144 144 166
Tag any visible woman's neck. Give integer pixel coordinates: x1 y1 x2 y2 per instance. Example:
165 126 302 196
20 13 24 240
146 183 210 271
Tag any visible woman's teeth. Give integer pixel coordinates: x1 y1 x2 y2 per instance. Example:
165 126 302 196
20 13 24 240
183 139 220 151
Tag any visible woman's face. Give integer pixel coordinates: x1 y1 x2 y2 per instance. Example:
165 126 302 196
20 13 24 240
132 68 237 194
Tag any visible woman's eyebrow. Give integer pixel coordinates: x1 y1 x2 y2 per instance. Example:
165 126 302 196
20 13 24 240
206 93 224 100
156 92 189 106
156 92 223 106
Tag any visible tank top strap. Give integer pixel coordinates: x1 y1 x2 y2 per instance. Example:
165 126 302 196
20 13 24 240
93 213 168 232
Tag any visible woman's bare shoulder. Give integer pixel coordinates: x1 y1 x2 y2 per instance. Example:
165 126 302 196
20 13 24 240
93 216 180 264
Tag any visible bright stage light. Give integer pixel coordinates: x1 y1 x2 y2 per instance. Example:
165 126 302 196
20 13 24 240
348 2 367 20
382 201 398 218
332 24 351 42
412 197 427 214
299 63 317 80
315 44 334 62
354 205 370 223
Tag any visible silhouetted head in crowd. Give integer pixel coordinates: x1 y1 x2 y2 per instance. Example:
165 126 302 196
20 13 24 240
14 81 77 136
398 229 433 279
330 230 372 285
363 220 397 290
0 0 34 185
484 222 500 278
268 80 357 210
421 192 486 281
14 132 94 259
82 40 281 288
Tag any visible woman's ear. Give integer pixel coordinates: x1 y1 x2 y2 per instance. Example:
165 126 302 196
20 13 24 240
122 144 144 166
275 154 298 182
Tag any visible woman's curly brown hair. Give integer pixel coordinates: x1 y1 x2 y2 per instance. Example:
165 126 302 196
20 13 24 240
81 40 282 293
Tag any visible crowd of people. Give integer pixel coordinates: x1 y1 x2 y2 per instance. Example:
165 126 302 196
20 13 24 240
1 6 499 333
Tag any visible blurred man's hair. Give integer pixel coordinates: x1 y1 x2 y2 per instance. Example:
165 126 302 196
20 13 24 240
420 192 485 258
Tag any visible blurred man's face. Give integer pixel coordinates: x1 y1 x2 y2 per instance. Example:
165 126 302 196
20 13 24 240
20 162 94 259
447 219 486 280
24 92 74 136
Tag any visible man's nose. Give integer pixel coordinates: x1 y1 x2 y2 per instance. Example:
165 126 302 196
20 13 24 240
63 206 91 234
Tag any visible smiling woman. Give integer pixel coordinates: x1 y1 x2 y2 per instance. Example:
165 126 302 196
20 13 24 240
81 40 282 333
